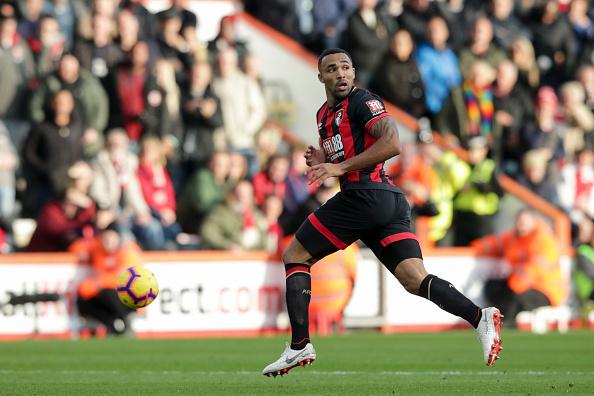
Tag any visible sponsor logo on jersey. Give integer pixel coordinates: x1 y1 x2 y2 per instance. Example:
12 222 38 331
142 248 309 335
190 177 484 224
365 99 385 116
322 134 344 162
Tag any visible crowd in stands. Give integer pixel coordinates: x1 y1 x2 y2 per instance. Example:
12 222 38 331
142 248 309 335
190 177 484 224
251 0 594 248
0 0 594 255
0 0 307 254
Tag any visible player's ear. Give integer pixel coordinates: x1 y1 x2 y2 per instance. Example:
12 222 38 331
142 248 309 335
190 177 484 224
317 73 323 83
352 67 356 79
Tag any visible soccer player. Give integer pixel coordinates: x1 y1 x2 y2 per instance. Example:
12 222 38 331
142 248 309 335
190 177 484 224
262 48 503 377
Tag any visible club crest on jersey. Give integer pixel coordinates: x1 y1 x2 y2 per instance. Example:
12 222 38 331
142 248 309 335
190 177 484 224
365 99 385 116
335 109 344 126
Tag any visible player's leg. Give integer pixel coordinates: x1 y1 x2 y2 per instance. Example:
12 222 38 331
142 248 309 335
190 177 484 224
364 192 502 365
263 192 362 377
282 237 318 351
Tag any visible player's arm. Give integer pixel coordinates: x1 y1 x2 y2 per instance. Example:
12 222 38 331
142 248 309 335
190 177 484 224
304 137 327 167
308 117 400 185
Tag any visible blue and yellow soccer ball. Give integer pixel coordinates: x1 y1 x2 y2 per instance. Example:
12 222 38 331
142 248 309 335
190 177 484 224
116 266 159 309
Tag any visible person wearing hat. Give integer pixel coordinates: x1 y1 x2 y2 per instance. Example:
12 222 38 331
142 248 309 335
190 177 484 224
452 135 503 246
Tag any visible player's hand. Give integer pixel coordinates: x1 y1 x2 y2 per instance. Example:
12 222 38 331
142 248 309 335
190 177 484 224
308 163 345 186
304 145 326 167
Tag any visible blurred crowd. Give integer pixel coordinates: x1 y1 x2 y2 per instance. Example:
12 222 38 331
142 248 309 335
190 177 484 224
0 0 323 255
250 0 594 249
0 0 592 257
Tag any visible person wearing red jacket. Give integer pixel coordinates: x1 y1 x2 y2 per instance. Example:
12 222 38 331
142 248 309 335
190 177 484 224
27 161 96 252
136 135 181 248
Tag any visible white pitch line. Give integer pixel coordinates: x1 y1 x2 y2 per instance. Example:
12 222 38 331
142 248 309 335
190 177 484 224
0 370 593 376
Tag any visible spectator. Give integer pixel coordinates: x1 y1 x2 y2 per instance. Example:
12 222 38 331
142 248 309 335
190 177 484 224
309 244 358 335
157 0 198 39
458 16 506 77
489 0 531 51
156 8 193 79
105 41 160 143
415 16 461 116
435 61 497 148
280 178 339 236
154 59 184 146
262 193 284 254
27 161 96 252
521 86 565 162
516 149 560 208
567 0 594 55
252 154 290 208
211 48 267 175
177 150 233 234
388 134 440 220
371 29 425 118
310 0 358 52
577 65 594 112
29 54 109 134
158 0 204 63
200 180 268 251
228 150 249 184
452 136 502 246
119 0 158 41
17 0 44 43
557 146 594 229
0 12 36 147
116 9 141 56
207 15 248 61
43 0 78 51
510 37 541 95
559 81 594 159
0 121 18 220
89 128 163 250
27 15 66 79
284 144 314 214
575 231 594 310
472 209 566 325
397 0 444 44
23 90 85 209
73 13 122 82
181 61 224 169
136 135 181 250
493 59 533 175
530 0 577 86
73 223 140 335
343 0 391 86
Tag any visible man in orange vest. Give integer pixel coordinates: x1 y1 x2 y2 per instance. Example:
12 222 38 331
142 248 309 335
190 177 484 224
471 209 566 325
71 223 142 335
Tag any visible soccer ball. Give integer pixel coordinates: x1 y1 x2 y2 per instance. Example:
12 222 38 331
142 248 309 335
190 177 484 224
116 266 159 309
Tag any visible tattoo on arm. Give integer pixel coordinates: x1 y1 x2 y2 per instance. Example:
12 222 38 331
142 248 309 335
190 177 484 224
368 117 398 140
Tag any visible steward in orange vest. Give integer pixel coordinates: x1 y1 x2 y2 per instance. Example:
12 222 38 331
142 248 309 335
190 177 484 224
70 223 142 335
471 209 567 324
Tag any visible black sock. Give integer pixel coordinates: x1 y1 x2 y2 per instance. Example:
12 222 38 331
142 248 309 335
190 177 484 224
285 263 311 350
419 274 482 328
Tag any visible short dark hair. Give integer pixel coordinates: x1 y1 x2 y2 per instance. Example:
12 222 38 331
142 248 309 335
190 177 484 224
317 48 352 69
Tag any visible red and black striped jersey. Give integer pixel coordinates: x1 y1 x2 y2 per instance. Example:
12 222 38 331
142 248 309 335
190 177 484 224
316 87 400 193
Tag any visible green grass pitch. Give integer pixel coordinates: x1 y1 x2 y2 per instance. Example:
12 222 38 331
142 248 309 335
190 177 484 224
1 330 593 395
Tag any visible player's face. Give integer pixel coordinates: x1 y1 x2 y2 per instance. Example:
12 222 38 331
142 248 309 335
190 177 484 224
318 53 355 101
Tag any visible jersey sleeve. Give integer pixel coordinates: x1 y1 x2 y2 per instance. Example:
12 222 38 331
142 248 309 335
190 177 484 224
353 91 390 134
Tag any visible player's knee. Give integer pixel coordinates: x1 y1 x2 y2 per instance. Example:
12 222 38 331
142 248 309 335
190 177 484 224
401 278 422 295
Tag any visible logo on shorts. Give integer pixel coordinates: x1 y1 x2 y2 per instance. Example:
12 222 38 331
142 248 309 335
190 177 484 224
335 109 344 126
365 99 385 116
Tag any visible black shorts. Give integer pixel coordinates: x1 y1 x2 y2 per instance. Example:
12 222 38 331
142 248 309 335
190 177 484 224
295 189 422 272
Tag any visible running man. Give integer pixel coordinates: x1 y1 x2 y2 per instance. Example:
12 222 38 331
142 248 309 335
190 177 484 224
262 48 502 377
